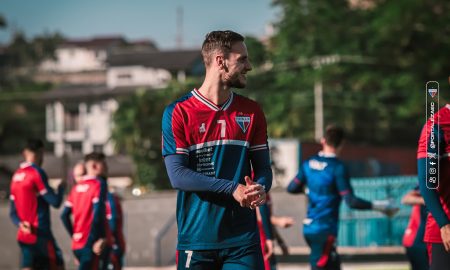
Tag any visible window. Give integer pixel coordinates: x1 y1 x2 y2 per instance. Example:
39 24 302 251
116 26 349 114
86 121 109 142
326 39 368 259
64 105 80 131
93 144 103 153
66 142 82 153
117 73 132 80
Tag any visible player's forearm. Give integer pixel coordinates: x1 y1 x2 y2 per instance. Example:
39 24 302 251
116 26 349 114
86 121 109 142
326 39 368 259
9 201 21 227
42 186 64 208
418 158 450 228
164 154 238 195
259 203 273 239
60 207 73 235
401 192 425 206
287 178 304 193
250 149 273 192
90 202 106 243
344 194 372 210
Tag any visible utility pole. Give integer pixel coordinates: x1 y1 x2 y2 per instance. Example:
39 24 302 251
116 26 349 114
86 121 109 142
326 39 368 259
314 77 323 141
176 6 183 49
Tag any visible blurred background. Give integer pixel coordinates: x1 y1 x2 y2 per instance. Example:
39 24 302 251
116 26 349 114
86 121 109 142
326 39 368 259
0 0 449 269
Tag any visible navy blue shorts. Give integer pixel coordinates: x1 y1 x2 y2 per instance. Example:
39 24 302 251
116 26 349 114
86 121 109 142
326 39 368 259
405 244 429 270
19 236 64 269
74 246 110 270
304 233 341 270
429 243 450 270
177 243 264 270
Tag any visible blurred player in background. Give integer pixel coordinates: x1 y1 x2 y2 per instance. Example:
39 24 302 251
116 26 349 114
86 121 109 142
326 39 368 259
401 187 428 270
9 138 65 270
417 103 450 269
287 124 399 270
106 190 126 269
257 193 294 270
162 30 272 269
70 159 125 269
60 153 109 270
257 199 274 270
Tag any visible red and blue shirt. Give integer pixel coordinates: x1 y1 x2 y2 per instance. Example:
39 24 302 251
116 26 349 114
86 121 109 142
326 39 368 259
417 104 450 243
61 176 107 250
9 162 63 244
162 89 270 249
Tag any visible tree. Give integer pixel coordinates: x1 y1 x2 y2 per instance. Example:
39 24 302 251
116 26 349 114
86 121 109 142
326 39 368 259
244 35 267 68
112 80 200 189
246 0 450 146
0 15 62 153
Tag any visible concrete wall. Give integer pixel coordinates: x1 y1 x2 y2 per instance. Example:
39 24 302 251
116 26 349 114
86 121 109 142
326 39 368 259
0 190 307 269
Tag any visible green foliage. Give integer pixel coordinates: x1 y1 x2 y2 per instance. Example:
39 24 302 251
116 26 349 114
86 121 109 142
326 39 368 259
244 35 267 67
112 79 201 189
0 79 51 154
248 0 450 146
1 31 63 70
0 15 61 154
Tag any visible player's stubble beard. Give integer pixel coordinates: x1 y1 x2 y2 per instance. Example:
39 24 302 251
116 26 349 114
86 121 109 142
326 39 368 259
224 71 246 89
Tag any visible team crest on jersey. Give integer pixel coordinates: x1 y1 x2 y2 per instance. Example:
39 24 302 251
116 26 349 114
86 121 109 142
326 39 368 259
12 172 26 182
428 88 438 98
235 116 251 133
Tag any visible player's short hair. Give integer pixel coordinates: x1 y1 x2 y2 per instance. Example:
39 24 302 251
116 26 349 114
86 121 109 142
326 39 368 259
324 124 345 148
84 152 106 163
24 138 44 152
201 30 244 67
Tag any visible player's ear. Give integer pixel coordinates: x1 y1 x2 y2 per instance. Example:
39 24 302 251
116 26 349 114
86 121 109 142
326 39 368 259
215 54 226 70
320 138 326 145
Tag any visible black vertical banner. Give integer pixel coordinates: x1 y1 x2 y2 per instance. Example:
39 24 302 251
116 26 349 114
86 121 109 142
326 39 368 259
426 81 439 189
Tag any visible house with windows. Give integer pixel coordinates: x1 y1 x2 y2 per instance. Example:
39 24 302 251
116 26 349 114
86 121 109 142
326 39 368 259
43 48 204 157
36 36 157 84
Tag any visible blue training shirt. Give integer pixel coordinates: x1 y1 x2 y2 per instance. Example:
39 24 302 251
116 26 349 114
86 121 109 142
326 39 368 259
287 152 371 236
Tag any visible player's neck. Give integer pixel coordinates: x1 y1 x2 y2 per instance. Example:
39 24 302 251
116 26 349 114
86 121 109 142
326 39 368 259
198 75 231 106
322 145 337 156
24 156 41 166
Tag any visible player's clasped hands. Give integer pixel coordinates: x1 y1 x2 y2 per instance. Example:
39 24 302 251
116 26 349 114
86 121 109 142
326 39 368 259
233 176 267 209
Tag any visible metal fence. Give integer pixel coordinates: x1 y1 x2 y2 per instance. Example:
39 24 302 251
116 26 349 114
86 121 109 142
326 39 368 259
338 176 418 246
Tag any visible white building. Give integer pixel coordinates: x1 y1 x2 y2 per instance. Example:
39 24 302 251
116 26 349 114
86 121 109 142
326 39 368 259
36 36 157 85
107 49 203 88
40 36 126 73
44 85 125 156
44 50 204 157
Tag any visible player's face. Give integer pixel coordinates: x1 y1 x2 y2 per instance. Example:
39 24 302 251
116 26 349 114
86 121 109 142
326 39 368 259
222 41 252 88
72 163 85 183
96 160 107 177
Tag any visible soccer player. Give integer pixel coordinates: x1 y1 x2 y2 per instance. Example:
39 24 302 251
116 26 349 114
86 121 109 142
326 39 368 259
60 153 108 270
9 138 65 270
287 125 399 270
257 193 295 270
106 191 126 270
417 104 450 269
401 187 428 270
162 30 272 270
257 201 274 270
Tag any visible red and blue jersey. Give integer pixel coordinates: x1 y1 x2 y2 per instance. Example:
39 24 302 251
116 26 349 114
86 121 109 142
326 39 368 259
106 192 126 253
9 162 63 244
402 188 427 248
417 104 450 243
162 89 269 250
61 176 107 250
